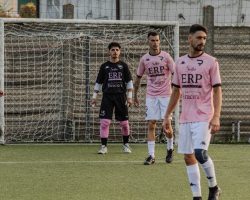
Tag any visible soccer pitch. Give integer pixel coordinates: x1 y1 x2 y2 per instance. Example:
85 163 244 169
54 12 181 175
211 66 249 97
0 144 249 200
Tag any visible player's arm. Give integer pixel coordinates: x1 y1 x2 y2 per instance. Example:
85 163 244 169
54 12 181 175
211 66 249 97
91 66 104 107
133 76 142 107
167 53 176 75
91 83 102 107
162 85 181 136
126 80 133 107
210 86 222 134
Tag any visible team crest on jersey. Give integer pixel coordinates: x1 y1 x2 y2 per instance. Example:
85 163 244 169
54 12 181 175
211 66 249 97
100 110 105 116
158 56 164 61
197 59 203 66
117 64 123 69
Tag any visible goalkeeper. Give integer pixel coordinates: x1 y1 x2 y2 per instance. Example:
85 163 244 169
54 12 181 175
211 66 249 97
91 42 133 154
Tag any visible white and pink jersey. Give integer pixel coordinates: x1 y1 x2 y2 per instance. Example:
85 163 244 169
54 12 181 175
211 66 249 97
172 52 221 123
137 51 175 97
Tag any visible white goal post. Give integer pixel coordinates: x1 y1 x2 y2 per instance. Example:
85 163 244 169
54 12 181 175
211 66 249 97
0 18 179 143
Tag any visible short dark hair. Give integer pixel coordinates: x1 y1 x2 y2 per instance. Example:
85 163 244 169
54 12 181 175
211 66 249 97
189 24 208 34
148 31 159 38
108 42 121 50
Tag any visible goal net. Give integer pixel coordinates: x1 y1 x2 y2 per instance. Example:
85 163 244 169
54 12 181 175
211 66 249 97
0 18 179 143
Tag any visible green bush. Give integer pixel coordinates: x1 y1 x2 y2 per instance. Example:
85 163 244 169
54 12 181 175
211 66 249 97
20 2 36 18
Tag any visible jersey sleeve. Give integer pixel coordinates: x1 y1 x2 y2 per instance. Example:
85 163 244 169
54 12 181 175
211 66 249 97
210 59 221 87
167 53 175 74
96 64 105 84
172 60 180 88
137 57 145 77
123 63 133 82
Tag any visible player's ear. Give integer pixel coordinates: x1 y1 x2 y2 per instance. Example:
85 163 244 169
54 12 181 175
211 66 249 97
188 34 192 43
107 48 111 56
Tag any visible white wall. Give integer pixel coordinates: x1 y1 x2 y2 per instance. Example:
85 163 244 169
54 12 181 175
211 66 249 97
0 0 19 17
39 0 250 26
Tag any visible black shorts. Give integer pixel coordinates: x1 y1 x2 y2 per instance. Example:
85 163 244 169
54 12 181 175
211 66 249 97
99 93 129 121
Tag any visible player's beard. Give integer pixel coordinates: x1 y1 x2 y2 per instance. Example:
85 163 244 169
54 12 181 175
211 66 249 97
111 54 118 59
152 44 159 50
193 43 204 52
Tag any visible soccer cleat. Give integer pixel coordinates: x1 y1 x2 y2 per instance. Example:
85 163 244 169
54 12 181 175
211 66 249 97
98 145 107 154
208 186 221 200
166 149 174 163
144 155 155 165
123 143 132 153
193 197 202 200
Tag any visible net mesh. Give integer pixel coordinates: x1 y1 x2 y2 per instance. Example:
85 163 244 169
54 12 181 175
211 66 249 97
3 20 178 143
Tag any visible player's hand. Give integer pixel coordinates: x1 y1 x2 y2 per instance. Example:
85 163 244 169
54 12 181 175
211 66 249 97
134 97 139 107
209 116 220 134
162 117 173 138
90 99 97 107
127 98 133 107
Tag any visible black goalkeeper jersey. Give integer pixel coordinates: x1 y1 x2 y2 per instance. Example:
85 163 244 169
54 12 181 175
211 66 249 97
96 60 132 94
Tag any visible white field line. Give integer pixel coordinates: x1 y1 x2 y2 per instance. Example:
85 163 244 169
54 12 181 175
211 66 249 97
0 159 249 164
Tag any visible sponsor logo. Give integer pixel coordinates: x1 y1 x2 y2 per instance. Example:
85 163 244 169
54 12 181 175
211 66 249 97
108 72 122 80
187 66 196 71
148 66 164 76
181 74 202 84
183 94 200 99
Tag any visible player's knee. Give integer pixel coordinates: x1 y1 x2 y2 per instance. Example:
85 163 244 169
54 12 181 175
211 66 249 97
184 154 197 165
119 120 130 136
148 120 156 129
100 119 111 138
100 119 111 127
194 149 208 164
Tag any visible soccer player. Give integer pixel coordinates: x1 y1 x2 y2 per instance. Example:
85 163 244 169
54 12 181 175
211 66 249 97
163 24 222 200
134 31 175 165
91 42 133 154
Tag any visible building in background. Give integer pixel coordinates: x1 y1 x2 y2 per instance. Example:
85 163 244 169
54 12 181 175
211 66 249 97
38 0 250 26
0 0 39 17
0 0 18 17
0 0 249 25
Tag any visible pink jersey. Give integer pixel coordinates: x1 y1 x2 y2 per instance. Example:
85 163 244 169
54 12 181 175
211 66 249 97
137 51 175 97
172 53 221 123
